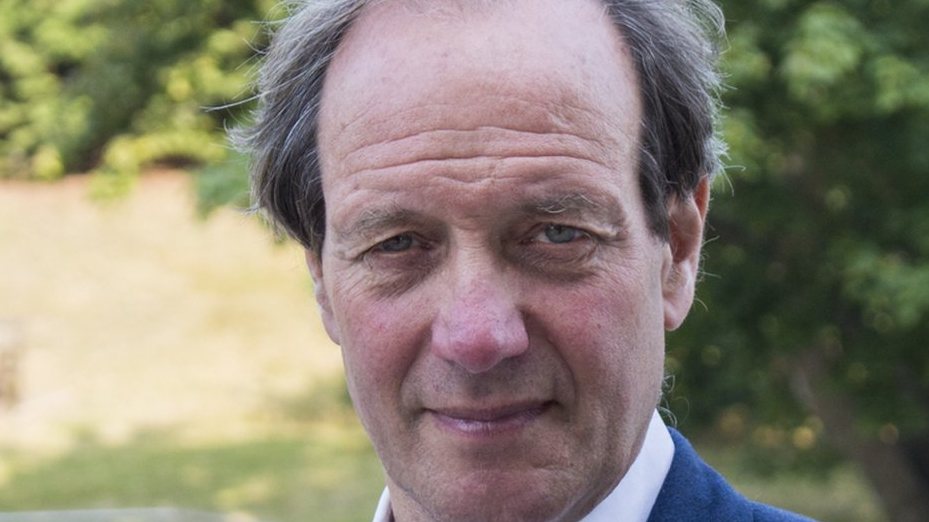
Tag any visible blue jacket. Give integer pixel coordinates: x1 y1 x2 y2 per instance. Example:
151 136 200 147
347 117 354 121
647 429 819 522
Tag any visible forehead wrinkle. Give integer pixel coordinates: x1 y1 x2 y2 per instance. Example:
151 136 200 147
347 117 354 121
324 88 631 166
346 126 605 158
346 153 610 181
335 92 613 145
333 120 619 181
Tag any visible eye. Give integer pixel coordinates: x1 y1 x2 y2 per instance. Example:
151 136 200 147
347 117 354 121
514 223 600 278
361 232 438 294
536 224 587 244
376 234 416 252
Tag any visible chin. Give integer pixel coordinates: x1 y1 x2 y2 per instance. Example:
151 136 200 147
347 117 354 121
412 467 597 522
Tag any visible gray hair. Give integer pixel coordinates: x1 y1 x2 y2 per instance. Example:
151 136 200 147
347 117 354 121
234 0 726 255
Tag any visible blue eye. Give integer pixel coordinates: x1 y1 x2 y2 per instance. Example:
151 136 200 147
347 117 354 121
543 224 581 244
378 234 414 252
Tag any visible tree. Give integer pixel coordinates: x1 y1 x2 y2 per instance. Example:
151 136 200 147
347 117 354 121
0 0 277 185
667 2 929 521
5 0 926 519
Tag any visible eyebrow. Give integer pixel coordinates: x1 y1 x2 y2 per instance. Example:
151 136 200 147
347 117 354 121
336 206 421 242
527 193 600 214
521 192 628 229
335 192 629 243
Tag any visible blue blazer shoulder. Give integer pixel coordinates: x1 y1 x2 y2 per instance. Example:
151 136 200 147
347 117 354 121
647 428 820 522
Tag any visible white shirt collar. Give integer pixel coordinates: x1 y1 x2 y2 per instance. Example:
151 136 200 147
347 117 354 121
371 487 393 522
370 410 674 522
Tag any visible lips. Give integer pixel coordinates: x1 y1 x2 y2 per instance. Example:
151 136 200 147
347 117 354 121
426 401 554 437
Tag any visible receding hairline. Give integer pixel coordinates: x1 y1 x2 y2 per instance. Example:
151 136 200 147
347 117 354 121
316 0 644 181
237 0 725 256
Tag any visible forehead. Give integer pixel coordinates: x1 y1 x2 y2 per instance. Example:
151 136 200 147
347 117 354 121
317 0 642 174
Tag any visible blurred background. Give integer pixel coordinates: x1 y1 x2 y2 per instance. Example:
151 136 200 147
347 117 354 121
1 0 927 521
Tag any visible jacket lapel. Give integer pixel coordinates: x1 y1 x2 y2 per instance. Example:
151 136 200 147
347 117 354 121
646 428 754 522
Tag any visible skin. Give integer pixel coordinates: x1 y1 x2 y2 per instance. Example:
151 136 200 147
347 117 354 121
308 0 709 521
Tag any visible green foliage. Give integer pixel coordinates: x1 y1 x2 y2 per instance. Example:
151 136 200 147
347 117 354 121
195 151 252 217
0 0 280 180
668 0 929 477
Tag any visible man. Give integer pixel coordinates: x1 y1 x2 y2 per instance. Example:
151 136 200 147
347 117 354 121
237 0 819 521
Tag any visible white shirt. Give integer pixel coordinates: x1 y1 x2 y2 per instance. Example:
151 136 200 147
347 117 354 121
371 410 675 522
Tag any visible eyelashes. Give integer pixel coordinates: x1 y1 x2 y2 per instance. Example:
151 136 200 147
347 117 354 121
527 224 591 245
375 234 418 253
360 222 601 275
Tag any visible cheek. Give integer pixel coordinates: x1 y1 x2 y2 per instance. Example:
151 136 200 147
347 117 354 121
555 265 664 344
331 284 430 404
540 271 666 399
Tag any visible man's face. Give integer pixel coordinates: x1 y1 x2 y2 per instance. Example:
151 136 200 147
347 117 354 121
310 0 705 521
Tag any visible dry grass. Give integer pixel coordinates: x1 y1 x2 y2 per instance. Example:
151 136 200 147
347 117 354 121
0 170 344 450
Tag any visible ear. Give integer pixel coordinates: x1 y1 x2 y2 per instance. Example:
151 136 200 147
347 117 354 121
306 249 341 345
662 177 710 331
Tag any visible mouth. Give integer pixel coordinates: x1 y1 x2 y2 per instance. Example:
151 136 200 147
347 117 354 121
426 401 554 438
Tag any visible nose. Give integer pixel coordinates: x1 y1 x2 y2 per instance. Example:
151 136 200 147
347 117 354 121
430 263 529 374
